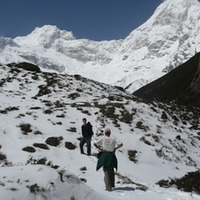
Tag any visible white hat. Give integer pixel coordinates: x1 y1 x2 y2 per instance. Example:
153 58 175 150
104 128 111 134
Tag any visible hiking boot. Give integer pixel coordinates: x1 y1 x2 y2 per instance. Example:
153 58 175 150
105 188 112 192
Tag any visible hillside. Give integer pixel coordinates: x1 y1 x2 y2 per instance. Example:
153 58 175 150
0 63 199 199
133 52 200 106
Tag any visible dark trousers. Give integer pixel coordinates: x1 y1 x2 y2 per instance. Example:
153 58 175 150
79 137 91 155
103 167 115 191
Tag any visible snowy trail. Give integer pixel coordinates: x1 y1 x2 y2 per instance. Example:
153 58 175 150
64 151 200 200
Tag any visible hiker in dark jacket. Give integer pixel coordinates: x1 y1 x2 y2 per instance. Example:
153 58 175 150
94 128 123 191
79 118 93 156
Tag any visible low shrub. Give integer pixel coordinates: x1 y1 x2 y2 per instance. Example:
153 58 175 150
157 170 200 194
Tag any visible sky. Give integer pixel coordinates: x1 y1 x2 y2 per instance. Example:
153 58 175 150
0 0 163 41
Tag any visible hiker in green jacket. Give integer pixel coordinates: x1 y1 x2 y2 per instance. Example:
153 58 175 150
94 128 123 191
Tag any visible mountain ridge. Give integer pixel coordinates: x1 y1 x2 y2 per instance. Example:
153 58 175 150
1 0 200 92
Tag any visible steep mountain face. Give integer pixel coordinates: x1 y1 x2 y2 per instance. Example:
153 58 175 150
119 0 200 89
1 0 200 92
133 52 200 106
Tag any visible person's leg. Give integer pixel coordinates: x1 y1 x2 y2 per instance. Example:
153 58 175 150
79 137 86 154
86 138 91 155
103 168 112 191
110 168 115 188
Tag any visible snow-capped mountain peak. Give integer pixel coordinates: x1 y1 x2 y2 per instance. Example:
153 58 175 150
152 0 200 24
164 0 199 6
14 25 76 48
1 0 200 92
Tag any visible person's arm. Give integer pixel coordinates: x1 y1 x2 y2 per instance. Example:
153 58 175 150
114 143 123 152
81 125 84 136
94 143 103 151
88 122 94 138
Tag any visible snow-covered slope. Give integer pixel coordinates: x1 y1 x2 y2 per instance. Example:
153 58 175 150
0 63 199 199
1 0 200 93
